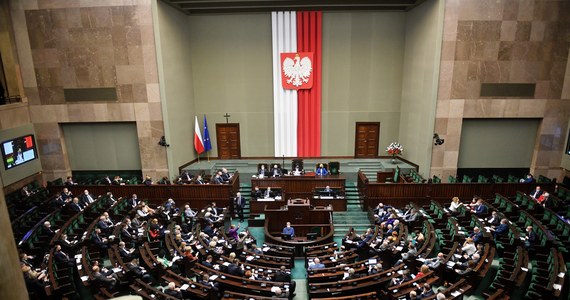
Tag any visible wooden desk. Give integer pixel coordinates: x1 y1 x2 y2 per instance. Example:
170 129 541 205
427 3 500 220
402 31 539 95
47 172 240 210
252 174 346 202
264 199 334 256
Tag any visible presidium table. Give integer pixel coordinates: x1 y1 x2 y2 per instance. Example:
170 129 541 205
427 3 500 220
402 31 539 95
250 173 347 213
264 198 334 256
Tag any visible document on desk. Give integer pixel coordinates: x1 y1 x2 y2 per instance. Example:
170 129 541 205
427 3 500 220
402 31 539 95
180 284 189 290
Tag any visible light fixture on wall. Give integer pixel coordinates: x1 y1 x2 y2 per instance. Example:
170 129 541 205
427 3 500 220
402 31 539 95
158 136 170 147
433 133 445 146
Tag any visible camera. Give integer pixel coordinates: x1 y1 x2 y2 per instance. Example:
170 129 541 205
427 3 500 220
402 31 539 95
433 133 445 146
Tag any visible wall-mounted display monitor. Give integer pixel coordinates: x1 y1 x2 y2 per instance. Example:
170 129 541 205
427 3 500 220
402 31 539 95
1 135 38 170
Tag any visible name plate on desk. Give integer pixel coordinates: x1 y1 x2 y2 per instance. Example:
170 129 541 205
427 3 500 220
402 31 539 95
258 198 276 201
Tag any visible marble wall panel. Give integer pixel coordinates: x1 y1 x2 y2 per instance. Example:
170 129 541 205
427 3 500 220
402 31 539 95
431 0 570 178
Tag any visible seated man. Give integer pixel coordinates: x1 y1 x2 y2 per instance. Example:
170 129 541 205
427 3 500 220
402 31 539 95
308 258 325 270
263 187 274 199
164 282 183 299
292 164 303 175
258 164 268 177
282 222 295 238
251 186 262 200
321 185 335 197
126 258 154 284
92 265 117 290
493 218 509 238
316 163 328 176
221 168 232 182
271 164 282 177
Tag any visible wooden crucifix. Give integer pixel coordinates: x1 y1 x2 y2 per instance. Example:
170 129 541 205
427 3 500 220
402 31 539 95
223 113 231 123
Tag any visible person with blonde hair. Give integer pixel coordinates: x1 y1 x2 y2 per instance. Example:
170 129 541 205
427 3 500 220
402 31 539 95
449 196 463 213
462 237 477 256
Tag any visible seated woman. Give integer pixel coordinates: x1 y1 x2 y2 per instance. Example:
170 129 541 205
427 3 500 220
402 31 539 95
448 196 463 213
316 163 328 176
148 218 162 241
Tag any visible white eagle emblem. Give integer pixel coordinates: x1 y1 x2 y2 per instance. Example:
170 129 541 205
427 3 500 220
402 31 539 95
282 54 312 87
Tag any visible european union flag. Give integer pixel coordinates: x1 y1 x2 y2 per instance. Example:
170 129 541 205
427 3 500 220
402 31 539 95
203 115 212 152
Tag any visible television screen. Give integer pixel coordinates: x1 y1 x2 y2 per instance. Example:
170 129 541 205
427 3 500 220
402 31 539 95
1 135 38 170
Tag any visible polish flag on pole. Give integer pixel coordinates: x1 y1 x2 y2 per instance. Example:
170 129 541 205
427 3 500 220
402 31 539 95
194 116 205 154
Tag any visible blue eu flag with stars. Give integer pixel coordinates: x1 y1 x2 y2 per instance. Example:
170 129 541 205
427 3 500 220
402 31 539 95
203 115 212 152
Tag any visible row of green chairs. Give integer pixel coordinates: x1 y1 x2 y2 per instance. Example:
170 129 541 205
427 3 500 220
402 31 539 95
526 248 564 299
406 169 424 183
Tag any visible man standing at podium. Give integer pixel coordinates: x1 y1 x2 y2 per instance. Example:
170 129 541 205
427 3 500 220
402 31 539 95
282 222 295 238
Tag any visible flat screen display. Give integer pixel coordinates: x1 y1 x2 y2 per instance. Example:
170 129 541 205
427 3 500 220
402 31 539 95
1 135 38 170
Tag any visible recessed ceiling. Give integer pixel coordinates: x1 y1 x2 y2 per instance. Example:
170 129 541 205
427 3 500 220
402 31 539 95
161 0 428 15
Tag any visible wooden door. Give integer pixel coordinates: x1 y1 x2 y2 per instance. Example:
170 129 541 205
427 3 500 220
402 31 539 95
216 123 241 159
354 122 380 158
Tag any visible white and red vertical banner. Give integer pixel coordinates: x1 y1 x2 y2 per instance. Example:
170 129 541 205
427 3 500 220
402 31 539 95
272 11 322 157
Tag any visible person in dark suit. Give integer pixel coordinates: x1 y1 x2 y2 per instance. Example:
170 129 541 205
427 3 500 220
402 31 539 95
64 176 77 186
102 175 112 185
258 165 268 177
357 228 374 248
487 211 500 227
227 258 244 276
251 186 262 200
472 199 488 216
234 192 245 222
419 283 435 298
70 197 83 212
61 187 73 201
264 187 274 199
524 226 537 249
198 274 219 292
212 173 223 184
470 227 483 245
53 245 73 267
59 233 78 252
163 282 183 299
128 194 140 208
530 186 543 199
91 228 109 250
118 241 136 261
271 164 282 177
194 175 205 184
274 266 291 282
112 176 124 185
126 258 154 284
493 218 509 238
202 255 214 268
80 190 96 207
120 224 136 246
158 176 171 184
42 221 56 239
143 175 153 186
97 216 111 234
221 168 231 182
180 171 193 183
316 163 328 176
92 265 117 290
524 174 536 183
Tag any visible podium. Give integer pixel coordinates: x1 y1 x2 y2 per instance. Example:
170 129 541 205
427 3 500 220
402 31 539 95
264 199 334 256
